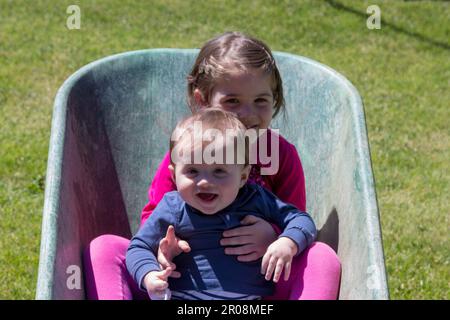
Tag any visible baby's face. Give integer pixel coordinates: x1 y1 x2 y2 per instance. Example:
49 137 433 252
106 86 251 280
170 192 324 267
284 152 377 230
170 161 250 215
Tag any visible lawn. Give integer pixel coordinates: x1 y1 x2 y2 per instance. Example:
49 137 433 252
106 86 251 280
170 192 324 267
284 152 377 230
0 0 448 299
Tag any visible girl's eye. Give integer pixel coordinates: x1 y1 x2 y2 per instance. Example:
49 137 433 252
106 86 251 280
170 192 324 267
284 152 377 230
255 98 268 104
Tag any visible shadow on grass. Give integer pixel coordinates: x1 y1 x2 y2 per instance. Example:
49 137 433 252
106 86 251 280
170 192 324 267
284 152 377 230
324 0 450 51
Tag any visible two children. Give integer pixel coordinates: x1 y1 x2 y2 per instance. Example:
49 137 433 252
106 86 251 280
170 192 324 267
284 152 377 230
84 31 341 300
126 109 317 300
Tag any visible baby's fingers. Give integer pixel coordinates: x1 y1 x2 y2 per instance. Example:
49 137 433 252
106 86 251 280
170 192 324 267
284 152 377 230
261 252 271 275
169 269 181 278
284 261 292 281
159 238 170 255
158 239 176 269
272 260 286 283
151 278 169 291
158 267 173 280
178 240 191 253
165 225 177 242
264 256 277 281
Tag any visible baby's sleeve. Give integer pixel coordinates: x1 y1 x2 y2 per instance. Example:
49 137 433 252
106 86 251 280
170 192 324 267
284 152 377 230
126 194 178 291
259 186 317 255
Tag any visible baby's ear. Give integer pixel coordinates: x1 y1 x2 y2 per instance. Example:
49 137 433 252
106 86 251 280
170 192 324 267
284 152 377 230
239 165 251 188
193 89 208 108
168 164 176 183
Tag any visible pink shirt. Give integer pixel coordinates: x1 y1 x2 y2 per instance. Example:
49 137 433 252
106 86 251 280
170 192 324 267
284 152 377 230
140 130 306 227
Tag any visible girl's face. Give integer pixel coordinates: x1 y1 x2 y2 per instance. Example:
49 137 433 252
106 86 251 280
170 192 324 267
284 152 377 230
195 69 275 130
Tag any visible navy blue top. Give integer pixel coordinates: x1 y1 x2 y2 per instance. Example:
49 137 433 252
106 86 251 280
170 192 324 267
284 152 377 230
126 183 317 296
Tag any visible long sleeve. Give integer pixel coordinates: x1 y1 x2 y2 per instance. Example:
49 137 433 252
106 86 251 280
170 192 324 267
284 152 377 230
127 195 178 291
140 152 176 227
267 133 306 212
260 186 316 255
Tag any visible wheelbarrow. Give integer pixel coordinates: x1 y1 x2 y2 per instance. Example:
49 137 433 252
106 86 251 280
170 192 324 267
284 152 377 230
36 49 389 299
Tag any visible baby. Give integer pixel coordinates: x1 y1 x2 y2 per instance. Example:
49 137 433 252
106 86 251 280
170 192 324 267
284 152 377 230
126 108 317 300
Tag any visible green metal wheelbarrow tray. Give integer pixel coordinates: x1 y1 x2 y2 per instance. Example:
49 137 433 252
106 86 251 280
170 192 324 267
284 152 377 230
36 49 389 299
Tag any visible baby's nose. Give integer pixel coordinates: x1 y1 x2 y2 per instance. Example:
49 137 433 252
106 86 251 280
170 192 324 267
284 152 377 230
197 177 212 188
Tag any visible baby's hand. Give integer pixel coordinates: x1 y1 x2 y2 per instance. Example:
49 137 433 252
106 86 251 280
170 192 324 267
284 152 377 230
261 237 298 283
157 225 191 278
143 267 172 300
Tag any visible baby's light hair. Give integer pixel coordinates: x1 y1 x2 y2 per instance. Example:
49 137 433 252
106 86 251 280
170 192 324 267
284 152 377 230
170 108 250 166
187 31 285 118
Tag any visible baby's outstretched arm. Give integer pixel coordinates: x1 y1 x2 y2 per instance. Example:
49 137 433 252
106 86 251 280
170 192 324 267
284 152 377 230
157 225 191 278
261 237 298 283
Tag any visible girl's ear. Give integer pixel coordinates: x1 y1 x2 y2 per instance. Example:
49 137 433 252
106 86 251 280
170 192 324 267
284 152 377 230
193 89 208 108
239 165 251 188
168 164 176 183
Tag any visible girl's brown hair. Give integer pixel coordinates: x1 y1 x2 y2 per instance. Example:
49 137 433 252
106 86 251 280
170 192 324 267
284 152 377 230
187 32 285 118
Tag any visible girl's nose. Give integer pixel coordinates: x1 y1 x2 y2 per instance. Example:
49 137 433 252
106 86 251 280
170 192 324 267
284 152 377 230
238 103 255 126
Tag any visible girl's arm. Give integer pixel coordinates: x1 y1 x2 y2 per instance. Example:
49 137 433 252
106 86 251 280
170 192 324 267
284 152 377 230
269 135 306 212
140 152 176 227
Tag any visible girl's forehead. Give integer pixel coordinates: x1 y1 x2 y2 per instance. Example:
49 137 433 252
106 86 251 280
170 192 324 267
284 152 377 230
211 70 273 94
219 68 269 82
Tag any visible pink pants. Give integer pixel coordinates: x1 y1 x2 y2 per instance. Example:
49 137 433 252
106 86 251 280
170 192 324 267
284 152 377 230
83 235 341 300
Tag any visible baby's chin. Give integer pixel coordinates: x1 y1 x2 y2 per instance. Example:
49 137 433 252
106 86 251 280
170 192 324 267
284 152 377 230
190 205 221 215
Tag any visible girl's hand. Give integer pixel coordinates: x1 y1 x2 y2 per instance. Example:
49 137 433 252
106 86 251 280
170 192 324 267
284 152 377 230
220 215 278 262
261 237 298 283
143 267 172 300
157 225 191 278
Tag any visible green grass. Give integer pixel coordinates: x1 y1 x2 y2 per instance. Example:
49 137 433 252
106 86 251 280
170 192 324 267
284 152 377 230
0 0 448 299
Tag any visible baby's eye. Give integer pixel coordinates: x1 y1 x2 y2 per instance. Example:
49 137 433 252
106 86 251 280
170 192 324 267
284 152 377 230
214 168 227 175
186 168 198 175
224 98 239 104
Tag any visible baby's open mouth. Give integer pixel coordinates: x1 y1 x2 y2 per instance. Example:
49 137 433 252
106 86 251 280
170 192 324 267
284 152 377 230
196 193 218 202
